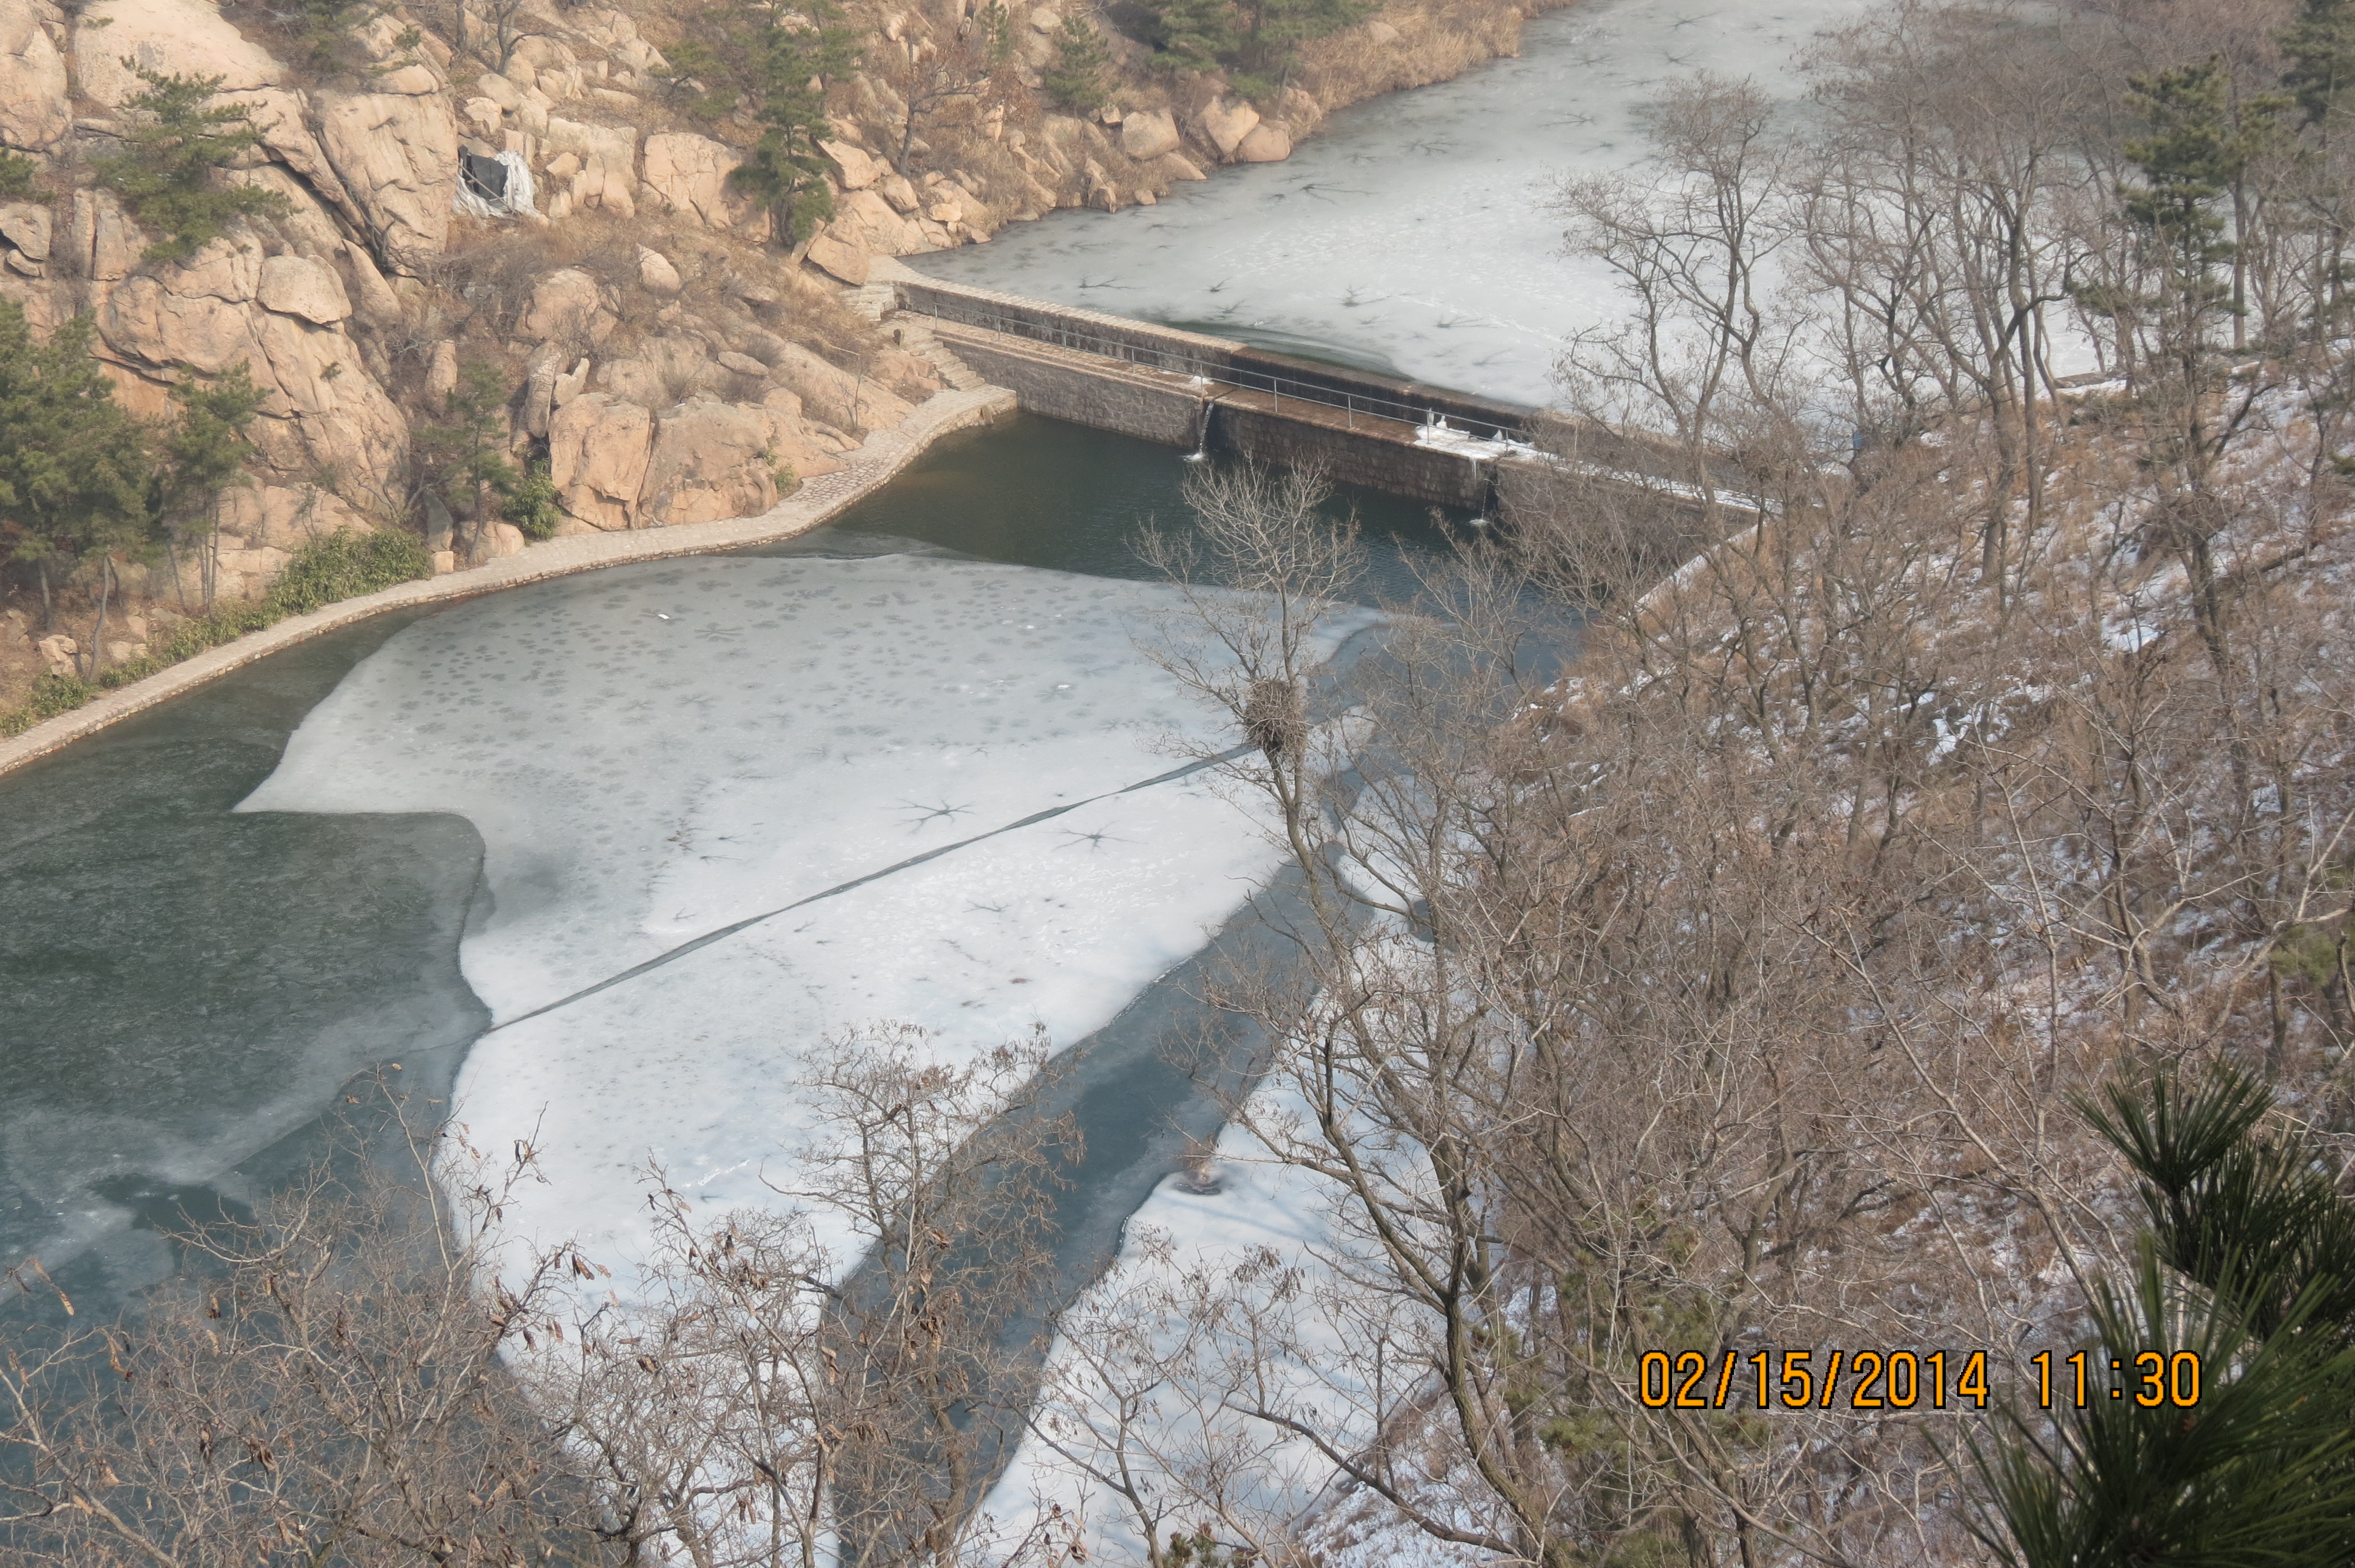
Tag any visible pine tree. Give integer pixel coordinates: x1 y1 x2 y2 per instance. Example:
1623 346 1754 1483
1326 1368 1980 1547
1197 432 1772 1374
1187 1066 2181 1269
1230 0 1371 97
737 0 863 244
2284 0 2355 129
2124 62 2244 320
978 0 1016 70
1148 0 1236 77
2111 60 2290 659
668 0 861 245
406 365 562 544
1042 14 1112 110
0 307 157 675
0 303 154 645
91 70 291 262
152 364 265 613
1979 1065 2355 1568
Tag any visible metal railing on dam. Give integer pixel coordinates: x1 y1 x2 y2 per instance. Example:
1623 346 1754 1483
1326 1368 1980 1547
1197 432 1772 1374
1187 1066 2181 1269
877 263 1741 514
888 267 1538 423
900 298 1526 440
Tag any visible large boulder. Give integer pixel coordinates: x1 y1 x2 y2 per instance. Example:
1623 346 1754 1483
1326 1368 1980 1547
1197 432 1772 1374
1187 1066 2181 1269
96 237 407 509
548 392 652 529
1233 121 1292 162
593 357 668 409
820 138 880 191
471 520 526 564
243 301 406 508
342 239 402 328
641 333 713 398
218 483 372 550
867 344 941 403
823 188 926 257
0 0 68 150
229 165 347 256
257 253 350 324
767 340 913 434
0 201 49 261
642 132 761 232
518 267 603 344
636 245 681 295
1118 108 1179 161
68 189 142 282
318 87 457 270
803 231 870 285
75 0 279 108
640 396 778 527
1193 98 1260 160
756 388 844 484
97 235 264 373
545 117 638 218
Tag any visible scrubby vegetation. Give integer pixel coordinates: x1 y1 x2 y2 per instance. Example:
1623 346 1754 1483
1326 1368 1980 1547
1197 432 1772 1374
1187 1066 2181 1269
0 530 431 736
264 528 436 614
0 152 39 202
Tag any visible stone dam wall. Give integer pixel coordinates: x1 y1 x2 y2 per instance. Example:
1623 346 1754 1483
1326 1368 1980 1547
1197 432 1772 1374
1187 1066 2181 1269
891 270 1537 510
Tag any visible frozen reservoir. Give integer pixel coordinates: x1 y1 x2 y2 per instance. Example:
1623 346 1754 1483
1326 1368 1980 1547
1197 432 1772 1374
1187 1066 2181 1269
0 419 1436 1317
3 0 1872 1546
237 543 1372 1275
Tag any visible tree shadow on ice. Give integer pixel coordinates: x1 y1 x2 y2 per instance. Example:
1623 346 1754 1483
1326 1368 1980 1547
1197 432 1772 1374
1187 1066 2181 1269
824 867 1318 1565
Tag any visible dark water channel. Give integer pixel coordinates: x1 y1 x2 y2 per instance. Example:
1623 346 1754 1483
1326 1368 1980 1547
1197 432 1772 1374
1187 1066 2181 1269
0 413 1462 1335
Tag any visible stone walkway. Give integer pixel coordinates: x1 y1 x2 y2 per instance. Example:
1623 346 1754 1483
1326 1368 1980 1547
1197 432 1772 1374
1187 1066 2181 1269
0 383 1019 781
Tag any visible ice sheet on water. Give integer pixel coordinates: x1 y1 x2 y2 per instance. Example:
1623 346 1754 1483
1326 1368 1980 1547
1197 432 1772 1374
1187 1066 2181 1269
456 774 1291 1274
242 552 1371 1278
246 554 1268 1019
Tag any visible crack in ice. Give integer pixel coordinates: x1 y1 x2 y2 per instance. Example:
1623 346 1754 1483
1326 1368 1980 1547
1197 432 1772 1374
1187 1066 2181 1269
482 742 1259 1036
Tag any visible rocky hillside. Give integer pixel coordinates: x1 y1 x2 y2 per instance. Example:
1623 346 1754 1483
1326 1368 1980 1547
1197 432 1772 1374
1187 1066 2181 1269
0 0 1556 717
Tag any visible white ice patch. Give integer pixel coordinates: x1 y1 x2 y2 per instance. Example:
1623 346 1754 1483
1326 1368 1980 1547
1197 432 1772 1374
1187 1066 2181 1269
1411 419 1535 461
241 552 1369 1280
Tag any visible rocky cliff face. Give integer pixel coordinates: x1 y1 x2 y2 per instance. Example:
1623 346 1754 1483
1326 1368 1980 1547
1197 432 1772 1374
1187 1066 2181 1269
0 0 1552 709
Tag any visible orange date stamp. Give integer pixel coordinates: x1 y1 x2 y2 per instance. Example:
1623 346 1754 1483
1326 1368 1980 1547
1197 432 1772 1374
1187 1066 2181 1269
1636 1348 2204 1411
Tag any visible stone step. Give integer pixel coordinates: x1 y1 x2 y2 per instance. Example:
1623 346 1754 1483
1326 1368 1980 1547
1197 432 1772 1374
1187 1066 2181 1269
883 313 989 391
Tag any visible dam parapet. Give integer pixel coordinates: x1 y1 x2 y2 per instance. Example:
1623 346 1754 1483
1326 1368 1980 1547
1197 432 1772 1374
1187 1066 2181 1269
875 261 1540 510
870 261 1744 523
